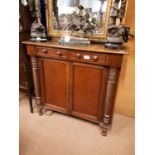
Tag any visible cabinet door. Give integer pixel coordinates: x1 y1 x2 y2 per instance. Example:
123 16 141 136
71 63 107 122
38 58 69 113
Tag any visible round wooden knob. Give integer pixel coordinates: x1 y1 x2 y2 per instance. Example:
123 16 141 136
42 49 48 53
56 51 62 56
92 56 98 61
76 53 81 58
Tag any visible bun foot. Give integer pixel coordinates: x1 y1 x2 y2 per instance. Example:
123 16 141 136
102 128 108 136
43 109 53 116
99 123 108 136
38 108 43 116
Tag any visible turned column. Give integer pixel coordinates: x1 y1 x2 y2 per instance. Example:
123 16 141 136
31 56 43 115
100 68 119 136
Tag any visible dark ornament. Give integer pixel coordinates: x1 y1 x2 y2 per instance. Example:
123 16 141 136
104 0 132 49
104 25 130 49
53 0 61 30
28 0 47 41
63 5 96 37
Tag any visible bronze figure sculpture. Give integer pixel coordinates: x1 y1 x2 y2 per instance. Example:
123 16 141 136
104 0 131 48
104 24 130 48
53 0 61 30
63 5 96 37
28 0 47 41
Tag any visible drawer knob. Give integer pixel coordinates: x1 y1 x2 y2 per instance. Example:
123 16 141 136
92 56 98 61
56 51 62 56
76 53 81 58
42 49 48 53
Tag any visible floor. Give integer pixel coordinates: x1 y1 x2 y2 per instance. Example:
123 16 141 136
19 91 135 155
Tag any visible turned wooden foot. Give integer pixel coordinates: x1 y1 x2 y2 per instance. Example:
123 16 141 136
45 110 53 116
42 108 53 116
38 107 43 116
99 123 108 136
102 127 108 136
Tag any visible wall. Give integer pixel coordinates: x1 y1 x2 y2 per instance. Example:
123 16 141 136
114 0 135 117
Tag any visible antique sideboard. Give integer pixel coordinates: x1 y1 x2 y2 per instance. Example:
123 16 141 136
23 40 128 136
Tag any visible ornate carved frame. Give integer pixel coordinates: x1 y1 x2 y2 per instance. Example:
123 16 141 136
45 0 128 42
45 0 113 41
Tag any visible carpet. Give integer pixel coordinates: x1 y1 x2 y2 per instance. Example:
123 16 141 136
19 93 135 155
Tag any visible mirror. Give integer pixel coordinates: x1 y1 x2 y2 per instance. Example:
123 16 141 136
46 0 112 40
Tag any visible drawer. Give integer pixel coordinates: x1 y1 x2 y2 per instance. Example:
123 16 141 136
70 51 107 64
36 47 68 59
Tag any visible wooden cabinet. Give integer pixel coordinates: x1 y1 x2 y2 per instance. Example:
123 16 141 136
23 40 128 136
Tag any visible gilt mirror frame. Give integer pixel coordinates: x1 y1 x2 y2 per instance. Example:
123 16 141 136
45 0 128 41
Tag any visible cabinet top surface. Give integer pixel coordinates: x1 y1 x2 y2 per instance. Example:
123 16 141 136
23 40 129 55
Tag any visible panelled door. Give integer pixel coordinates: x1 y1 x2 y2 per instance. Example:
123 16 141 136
71 62 108 122
37 58 107 122
38 58 70 114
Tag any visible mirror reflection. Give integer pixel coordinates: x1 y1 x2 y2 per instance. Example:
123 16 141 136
52 0 108 35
